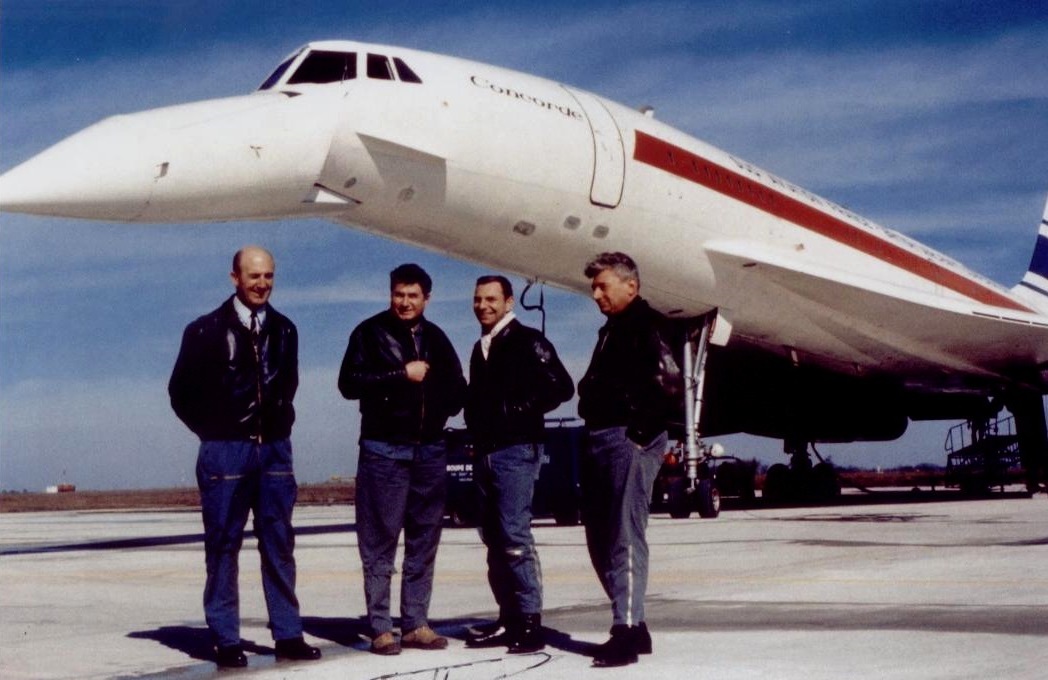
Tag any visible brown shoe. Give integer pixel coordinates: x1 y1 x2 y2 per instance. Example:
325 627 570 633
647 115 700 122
401 625 448 650
370 631 401 655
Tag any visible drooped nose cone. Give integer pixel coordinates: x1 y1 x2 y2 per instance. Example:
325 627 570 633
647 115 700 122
0 114 161 220
0 91 348 223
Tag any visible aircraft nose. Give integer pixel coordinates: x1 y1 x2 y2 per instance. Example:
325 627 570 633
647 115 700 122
0 92 346 223
0 115 160 220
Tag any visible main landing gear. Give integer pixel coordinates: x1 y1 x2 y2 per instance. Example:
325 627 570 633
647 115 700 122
762 439 841 504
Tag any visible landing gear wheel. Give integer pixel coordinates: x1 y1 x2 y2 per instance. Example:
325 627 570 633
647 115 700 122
697 478 720 518
811 462 841 500
763 463 791 503
667 477 692 519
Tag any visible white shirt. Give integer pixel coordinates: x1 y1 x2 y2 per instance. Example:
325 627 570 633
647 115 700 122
479 311 515 360
232 295 266 331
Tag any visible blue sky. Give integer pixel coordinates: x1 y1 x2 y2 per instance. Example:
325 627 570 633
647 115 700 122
1 1 1046 491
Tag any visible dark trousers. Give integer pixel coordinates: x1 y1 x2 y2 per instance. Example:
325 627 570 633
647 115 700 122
195 439 302 648
356 439 447 635
581 427 666 627
475 443 544 618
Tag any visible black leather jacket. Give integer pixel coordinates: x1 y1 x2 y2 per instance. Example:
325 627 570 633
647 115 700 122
578 297 683 445
465 319 574 453
169 296 298 442
339 310 466 444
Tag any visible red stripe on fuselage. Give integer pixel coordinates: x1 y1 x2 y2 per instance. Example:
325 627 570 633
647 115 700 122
633 130 1030 312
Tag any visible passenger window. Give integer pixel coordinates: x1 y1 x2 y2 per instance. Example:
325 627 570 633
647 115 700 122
394 58 422 84
287 51 357 85
367 53 395 80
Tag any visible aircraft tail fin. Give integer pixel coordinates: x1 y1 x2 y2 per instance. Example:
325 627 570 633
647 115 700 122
1011 194 1048 315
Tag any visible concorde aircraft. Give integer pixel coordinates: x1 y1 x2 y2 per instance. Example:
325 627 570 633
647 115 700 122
2 40 1046 501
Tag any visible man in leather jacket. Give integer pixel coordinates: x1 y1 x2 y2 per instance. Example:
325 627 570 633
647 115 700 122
338 263 466 655
168 246 320 668
463 275 573 654
577 252 682 668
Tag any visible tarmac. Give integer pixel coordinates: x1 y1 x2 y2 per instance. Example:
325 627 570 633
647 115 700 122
2 491 1047 679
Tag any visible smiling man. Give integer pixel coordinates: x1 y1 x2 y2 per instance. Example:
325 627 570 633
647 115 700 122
464 275 573 653
168 246 321 668
338 263 466 655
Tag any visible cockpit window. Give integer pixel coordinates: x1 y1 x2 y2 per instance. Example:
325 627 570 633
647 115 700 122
394 58 422 84
258 55 297 90
367 54 394 81
287 51 357 85
259 48 422 89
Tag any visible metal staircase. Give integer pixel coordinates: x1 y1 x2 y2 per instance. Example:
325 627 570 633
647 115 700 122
944 415 1022 494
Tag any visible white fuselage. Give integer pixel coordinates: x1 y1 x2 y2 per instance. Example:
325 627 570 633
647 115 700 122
1 40 1045 397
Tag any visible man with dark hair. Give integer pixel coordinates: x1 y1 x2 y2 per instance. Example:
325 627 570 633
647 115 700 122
169 246 321 668
339 263 467 655
577 252 681 668
464 275 574 653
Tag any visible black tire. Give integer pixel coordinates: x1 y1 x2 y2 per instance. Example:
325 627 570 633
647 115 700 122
763 463 791 503
667 477 692 519
697 478 721 518
811 462 841 500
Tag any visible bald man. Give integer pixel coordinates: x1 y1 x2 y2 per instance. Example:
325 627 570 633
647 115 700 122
169 246 320 668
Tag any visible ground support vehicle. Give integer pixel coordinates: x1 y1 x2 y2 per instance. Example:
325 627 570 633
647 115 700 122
444 420 584 527
944 416 1023 495
651 441 757 518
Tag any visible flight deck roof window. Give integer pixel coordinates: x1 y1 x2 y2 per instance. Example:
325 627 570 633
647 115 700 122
287 50 358 85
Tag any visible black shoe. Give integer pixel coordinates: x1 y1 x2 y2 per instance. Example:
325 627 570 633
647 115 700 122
507 614 544 654
215 644 248 668
633 621 652 654
275 637 322 661
465 619 511 648
592 625 638 668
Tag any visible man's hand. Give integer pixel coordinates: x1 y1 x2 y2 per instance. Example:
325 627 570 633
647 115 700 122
405 360 430 382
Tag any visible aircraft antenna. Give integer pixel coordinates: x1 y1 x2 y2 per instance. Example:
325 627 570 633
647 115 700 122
519 280 547 335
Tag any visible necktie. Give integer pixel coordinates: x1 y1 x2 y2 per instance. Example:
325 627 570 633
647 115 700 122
250 311 260 339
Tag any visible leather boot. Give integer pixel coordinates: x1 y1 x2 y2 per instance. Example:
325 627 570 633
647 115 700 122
632 621 652 654
507 613 544 654
592 624 638 667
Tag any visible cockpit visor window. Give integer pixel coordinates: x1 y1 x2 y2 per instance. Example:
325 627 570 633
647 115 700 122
394 58 422 84
367 54 395 81
287 50 358 85
258 55 297 90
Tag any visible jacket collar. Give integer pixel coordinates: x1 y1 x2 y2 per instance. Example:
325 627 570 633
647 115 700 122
604 296 648 326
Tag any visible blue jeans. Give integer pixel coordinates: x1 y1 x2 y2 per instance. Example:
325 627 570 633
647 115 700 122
195 439 301 648
475 443 544 618
356 439 447 635
581 427 666 627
